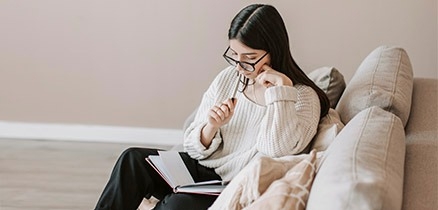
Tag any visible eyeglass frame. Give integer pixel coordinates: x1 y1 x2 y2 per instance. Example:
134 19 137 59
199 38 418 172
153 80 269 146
222 46 269 72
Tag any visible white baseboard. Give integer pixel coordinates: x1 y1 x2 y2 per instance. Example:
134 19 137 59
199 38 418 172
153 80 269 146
0 121 183 146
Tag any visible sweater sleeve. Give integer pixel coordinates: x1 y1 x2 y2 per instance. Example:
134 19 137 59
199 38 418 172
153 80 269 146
183 67 235 160
256 85 320 157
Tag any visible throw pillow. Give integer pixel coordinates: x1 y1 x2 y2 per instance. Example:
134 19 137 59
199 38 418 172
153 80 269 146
306 106 406 210
310 108 344 152
335 45 413 126
308 66 346 108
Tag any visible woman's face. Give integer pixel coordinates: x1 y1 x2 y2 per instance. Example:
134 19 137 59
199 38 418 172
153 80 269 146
227 39 270 80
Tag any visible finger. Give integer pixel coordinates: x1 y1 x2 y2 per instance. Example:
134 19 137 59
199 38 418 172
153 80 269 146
264 81 274 87
262 79 274 88
261 80 274 88
215 108 226 120
212 105 221 112
231 97 237 105
228 98 237 111
222 100 234 111
209 110 221 123
261 64 274 73
223 98 236 113
256 73 272 88
211 105 224 118
219 104 230 117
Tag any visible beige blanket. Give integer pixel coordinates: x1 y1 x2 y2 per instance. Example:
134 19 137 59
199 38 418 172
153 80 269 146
209 150 320 210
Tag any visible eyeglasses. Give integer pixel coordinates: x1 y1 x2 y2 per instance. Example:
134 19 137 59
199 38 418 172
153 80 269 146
223 47 269 72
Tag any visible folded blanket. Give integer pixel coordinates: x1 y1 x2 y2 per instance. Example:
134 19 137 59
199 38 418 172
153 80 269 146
209 150 319 210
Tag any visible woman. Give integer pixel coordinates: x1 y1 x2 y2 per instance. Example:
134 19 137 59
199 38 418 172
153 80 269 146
95 4 329 210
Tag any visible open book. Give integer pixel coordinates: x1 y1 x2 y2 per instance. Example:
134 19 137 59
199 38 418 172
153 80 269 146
145 151 227 195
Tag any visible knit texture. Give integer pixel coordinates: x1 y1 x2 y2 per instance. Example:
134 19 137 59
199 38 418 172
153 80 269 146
183 67 321 181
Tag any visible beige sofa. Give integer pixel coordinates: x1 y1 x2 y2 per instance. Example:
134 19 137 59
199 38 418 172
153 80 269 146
401 77 437 210
139 46 438 210
303 46 437 210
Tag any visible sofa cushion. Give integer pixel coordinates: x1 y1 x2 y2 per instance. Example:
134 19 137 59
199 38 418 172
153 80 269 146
308 66 346 108
335 46 413 126
306 106 406 210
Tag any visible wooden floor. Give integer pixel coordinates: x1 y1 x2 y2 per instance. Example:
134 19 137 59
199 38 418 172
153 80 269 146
0 138 170 210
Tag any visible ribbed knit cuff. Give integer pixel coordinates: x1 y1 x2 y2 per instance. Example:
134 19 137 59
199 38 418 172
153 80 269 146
264 85 298 105
187 123 222 157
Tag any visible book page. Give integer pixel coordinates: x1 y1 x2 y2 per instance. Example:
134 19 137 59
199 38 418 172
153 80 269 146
178 180 224 188
147 155 176 188
176 184 226 195
158 151 194 187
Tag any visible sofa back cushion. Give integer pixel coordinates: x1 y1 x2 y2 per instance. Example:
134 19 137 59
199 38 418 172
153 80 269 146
306 106 406 210
336 46 413 126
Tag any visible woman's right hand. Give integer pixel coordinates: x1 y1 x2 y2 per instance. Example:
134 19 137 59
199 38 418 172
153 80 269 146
201 98 237 148
207 98 237 128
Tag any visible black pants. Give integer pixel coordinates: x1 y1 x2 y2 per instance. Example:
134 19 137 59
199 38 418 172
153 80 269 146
95 147 221 210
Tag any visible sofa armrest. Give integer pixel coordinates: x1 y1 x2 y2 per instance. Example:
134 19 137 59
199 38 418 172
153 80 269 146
402 78 438 210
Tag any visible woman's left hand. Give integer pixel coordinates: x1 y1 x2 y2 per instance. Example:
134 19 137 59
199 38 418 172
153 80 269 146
256 65 293 87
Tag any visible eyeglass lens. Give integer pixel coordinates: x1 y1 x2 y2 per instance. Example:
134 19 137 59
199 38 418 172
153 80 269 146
224 57 255 72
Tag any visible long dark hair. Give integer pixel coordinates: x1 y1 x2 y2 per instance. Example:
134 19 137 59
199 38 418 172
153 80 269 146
228 4 329 118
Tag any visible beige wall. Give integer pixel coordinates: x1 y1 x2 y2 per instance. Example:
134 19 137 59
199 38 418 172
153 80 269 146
1 0 437 129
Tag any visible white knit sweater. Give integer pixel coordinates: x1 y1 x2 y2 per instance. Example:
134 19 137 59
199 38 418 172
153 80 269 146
183 66 320 181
